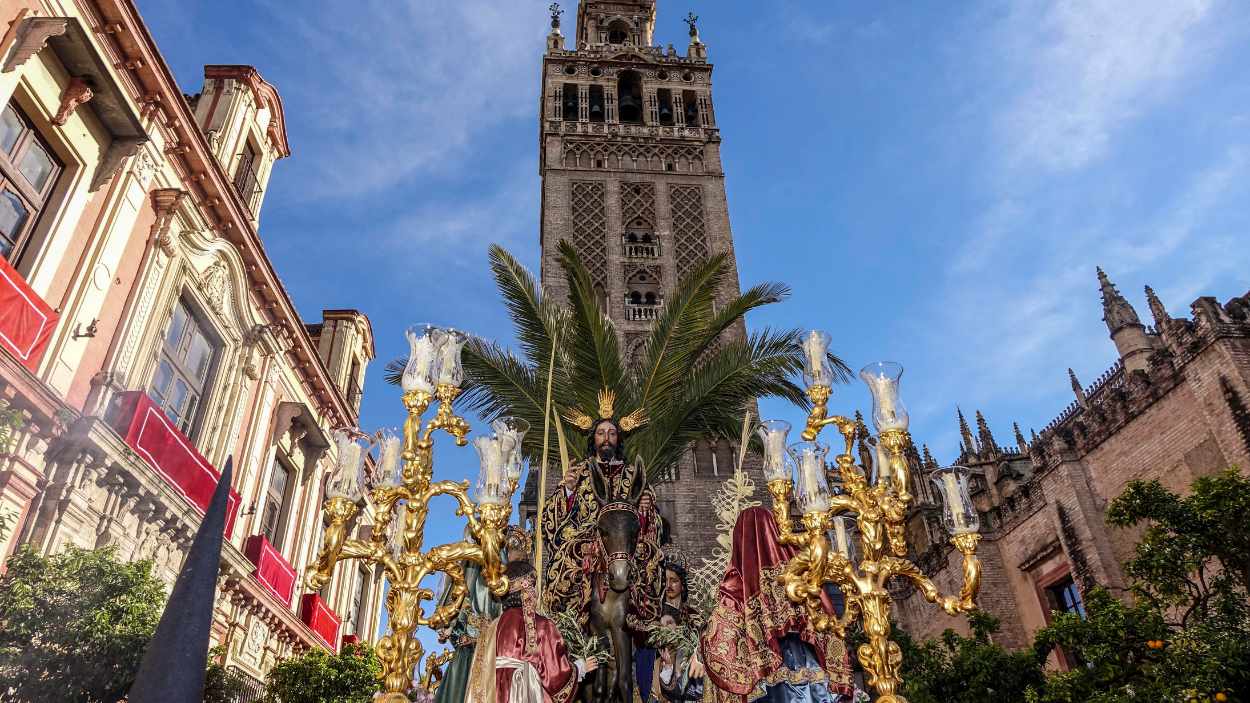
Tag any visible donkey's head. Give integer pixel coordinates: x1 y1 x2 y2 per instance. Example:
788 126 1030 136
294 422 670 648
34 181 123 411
592 469 645 593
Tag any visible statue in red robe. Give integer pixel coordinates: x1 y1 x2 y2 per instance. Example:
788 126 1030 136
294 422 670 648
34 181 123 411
701 507 854 703
467 562 598 703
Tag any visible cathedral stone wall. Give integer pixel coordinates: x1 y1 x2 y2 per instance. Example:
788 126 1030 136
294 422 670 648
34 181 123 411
894 275 1250 664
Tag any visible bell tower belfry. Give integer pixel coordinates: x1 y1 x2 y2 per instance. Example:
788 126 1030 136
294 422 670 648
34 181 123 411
532 1 750 557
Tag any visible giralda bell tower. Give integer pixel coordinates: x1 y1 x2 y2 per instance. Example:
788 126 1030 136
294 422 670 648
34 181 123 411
531 0 755 557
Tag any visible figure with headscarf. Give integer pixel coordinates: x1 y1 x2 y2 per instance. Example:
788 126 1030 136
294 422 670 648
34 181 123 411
466 561 598 703
437 526 532 703
701 507 854 703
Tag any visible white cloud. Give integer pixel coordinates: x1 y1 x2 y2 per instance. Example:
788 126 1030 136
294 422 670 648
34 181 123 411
256 0 548 198
995 0 1217 173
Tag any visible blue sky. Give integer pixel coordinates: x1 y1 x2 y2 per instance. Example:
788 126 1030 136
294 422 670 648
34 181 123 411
136 0 1250 650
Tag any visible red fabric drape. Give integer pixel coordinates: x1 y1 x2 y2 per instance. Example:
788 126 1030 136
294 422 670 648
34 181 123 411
0 257 57 371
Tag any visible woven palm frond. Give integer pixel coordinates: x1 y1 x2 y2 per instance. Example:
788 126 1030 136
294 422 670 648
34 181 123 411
687 464 760 618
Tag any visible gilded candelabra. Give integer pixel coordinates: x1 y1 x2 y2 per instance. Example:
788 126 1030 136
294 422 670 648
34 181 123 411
762 332 984 703
307 325 529 702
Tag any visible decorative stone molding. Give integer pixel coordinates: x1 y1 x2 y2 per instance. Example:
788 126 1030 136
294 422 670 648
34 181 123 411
1 17 68 73
51 76 94 126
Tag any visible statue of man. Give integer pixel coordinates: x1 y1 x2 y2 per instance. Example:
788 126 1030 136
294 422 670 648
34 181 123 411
539 414 664 631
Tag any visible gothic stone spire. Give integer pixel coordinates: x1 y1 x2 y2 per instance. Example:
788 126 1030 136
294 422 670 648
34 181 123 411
1069 367 1089 408
1013 422 1029 454
1145 285 1171 329
975 410 999 455
1098 266 1143 334
957 407 976 456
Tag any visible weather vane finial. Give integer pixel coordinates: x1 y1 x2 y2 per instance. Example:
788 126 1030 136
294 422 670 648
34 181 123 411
550 2 563 30
684 11 699 37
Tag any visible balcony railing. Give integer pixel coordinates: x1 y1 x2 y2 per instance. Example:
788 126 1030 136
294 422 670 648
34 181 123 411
624 300 663 322
232 166 262 216
0 256 58 371
300 593 342 652
622 236 661 259
108 391 241 537
243 534 297 607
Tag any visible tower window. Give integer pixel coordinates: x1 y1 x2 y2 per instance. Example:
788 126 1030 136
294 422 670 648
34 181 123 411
588 85 606 123
617 71 644 125
683 90 700 126
657 89 675 126
607 19 631 45
562 83 579 121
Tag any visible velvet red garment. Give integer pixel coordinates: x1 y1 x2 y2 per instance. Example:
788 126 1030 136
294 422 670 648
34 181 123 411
492 608 577 703
701 507 852 702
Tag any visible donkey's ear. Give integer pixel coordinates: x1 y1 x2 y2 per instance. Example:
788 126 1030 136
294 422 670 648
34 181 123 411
592 468 609 503
628 472 646 503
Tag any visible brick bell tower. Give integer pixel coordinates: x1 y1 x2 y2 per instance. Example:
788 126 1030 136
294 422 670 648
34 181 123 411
528 0 756 559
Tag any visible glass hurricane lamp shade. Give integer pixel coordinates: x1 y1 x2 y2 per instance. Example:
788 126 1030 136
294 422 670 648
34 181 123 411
402 324 442 394
492 416 530 482
374 428 404 490
829 515 856 559
327 429 371 501
929 466 980 535
472 434 510 505
800 330 836 390
859 362 909 432
756 420 793 483
789 440 831 515
436 329 469 388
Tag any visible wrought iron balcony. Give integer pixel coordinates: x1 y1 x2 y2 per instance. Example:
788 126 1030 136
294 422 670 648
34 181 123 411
232 165 263 216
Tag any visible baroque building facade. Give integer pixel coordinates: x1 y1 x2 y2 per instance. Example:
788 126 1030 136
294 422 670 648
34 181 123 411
0 0 386 689
893 270 1250 659
520 0 758 558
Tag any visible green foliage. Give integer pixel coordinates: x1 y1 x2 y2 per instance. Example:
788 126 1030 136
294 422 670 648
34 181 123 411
888 612 1045 703
1029 469 1250 702
890 470 1250 703
387 243 845 482
0 545 166 703
203 645 250 703
550 608 609 661
0 400 24 455
260 642 382 703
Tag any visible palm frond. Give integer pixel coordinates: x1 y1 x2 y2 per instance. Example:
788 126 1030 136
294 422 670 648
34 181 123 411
634 329 810 479
632 253 729 416
557 241 624 410
487 245 569 379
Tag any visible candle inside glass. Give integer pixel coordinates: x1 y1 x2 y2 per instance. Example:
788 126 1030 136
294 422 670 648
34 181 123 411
802 332 830 387
942 472 967 530
404 331 438 393
437 331 467 386
797 451 829 514
832 517 850 558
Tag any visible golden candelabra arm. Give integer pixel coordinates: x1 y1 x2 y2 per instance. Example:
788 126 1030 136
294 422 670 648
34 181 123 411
801 385 838 441
422 384 471 447
306 496 361 591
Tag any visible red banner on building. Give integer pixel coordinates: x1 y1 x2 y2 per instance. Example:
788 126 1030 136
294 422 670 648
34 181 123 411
0 257 58 372
243 534 297 607
300 593 342 652
110 391 240 537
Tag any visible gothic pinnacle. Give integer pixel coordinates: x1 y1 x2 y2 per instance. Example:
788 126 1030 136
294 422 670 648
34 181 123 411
1145 285 1171 329
1069 368 1089 408
975 410 999 454
1097 266 1143 334
957 407 975 456
921 444 938 471
1013 422 1029 454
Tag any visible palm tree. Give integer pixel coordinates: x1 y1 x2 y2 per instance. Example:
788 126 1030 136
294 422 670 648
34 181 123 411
387 241 848 483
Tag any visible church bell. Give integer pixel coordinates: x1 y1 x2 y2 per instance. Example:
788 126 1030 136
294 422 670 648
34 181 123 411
618 95 642 123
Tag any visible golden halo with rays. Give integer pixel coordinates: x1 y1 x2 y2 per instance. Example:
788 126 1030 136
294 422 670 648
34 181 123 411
561 388 649 433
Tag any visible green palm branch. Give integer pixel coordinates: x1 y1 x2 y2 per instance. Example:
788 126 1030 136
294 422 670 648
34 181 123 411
385 241 849 482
